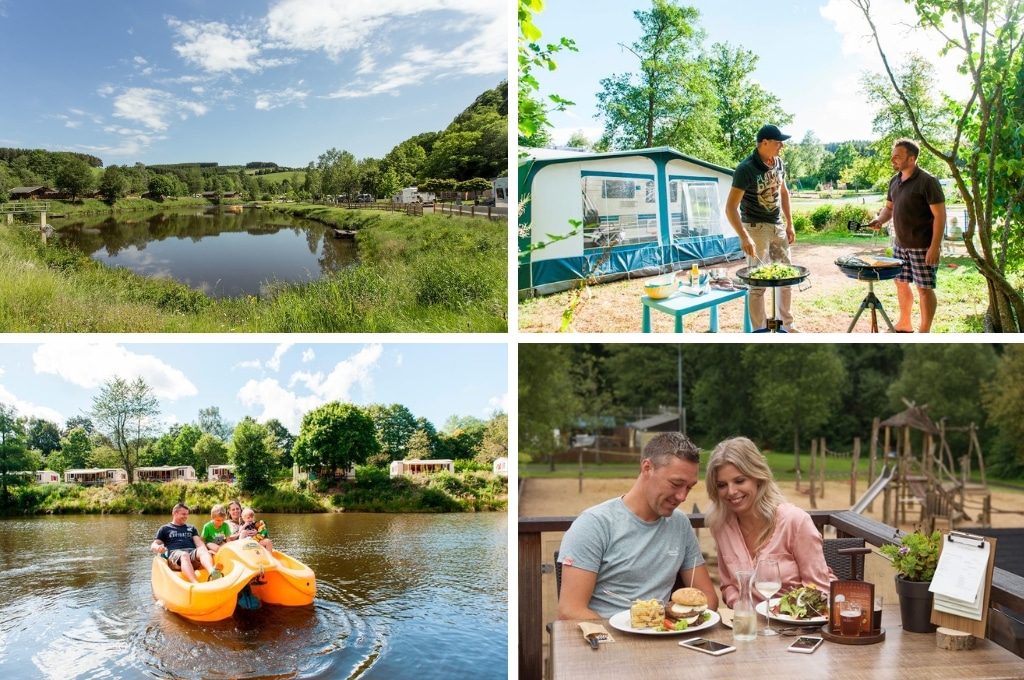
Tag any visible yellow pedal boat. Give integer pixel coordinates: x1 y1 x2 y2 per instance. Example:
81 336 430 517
151 539 316 622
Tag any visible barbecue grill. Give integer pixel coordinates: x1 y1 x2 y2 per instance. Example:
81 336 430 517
835 255 904 333
735 264 810 333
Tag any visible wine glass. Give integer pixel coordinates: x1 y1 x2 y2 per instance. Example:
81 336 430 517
754 559 782 636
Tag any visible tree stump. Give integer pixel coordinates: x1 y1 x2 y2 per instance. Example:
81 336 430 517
935 627 976 651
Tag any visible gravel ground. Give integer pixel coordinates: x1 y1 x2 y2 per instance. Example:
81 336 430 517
517 238 971 334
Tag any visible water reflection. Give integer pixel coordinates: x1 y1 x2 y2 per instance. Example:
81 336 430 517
56 208 358 298
0 513 506 680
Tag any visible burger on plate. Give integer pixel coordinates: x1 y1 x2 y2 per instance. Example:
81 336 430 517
666 587 708 625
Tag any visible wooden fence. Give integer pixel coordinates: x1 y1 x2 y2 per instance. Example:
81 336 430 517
318 200 506 222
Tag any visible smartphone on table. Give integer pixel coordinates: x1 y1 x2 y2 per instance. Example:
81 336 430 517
678 638 736 656
787 636 823 654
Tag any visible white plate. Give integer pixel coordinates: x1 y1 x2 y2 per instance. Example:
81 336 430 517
608 609 720 636
756 598 828 625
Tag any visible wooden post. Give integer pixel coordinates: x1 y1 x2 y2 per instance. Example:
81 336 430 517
850 437 861 506
868 418 879 514
819 437 826 498
808 439 817 509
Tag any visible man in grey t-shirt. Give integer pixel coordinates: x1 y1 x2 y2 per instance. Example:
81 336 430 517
557 432 719 620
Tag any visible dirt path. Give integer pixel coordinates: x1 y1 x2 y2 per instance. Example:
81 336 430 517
518 239 972 333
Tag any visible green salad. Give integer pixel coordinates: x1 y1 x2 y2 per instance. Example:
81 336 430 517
772 584 829 620
748 263 800 280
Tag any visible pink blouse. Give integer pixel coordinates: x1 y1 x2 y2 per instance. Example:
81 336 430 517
712 501 835 608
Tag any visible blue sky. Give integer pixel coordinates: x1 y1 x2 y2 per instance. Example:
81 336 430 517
0 341 508 435
0 0 507 168
532 0 968 147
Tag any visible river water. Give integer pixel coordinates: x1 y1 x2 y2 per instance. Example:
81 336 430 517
55 208 357 298
0 513 507 680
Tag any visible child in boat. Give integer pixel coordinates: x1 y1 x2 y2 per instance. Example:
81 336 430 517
201 504 234 553
240 507 274 553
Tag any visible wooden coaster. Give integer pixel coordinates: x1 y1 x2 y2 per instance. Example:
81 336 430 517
820 625 886 645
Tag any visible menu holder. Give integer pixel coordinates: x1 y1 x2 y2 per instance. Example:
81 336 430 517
821 580 885 645
929 531 997 638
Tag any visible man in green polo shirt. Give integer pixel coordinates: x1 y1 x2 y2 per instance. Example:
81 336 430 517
868 139 945 332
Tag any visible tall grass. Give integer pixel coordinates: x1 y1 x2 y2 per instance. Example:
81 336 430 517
0 203 507 332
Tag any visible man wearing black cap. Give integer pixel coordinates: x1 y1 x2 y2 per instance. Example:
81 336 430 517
725 124 798 332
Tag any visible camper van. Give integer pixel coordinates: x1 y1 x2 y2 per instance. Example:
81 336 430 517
393 187 435 204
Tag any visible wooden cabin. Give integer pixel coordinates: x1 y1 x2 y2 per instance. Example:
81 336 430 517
134 466 197 483
64 468 128 486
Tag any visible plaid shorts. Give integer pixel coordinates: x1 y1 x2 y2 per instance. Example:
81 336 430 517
893 245 937 289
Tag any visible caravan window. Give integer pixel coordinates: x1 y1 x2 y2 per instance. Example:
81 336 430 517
581 174 658 249
668 179 722 240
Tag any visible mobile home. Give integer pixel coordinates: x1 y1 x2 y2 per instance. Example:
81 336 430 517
518 146 742 295
134 466 197 483
492 457 508 476
207 464 236 482
35 470 60 484
64 468 129 486
389 459 455 478
292 463 356 482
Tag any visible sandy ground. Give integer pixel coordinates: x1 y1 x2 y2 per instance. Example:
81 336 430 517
519 476 1024 530
518 238 975 333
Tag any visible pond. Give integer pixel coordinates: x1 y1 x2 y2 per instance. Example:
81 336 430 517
55 207 357 298
0 512 508 680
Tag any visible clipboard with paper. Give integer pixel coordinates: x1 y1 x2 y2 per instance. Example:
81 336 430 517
928 530 997 636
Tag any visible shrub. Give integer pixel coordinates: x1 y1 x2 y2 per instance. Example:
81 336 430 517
792 214 812 233
810 205 835 230
833 204 875 230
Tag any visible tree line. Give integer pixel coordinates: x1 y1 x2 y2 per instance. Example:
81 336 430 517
0 81 507 205
519 344 1024 479
0 376 507 501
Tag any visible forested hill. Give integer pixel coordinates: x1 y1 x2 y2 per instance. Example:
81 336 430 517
0 81 507 202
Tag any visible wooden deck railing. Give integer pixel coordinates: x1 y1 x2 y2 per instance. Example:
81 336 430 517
518 510 1024 680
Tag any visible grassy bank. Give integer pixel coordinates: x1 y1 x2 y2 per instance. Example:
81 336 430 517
0 201 506 332
0 470 508 516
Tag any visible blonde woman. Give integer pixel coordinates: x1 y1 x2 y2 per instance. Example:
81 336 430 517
705 436 834 608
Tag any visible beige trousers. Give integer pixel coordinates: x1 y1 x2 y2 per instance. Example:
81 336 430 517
745 222 794 330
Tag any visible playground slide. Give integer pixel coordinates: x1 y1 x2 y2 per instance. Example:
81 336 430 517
851 463 896 514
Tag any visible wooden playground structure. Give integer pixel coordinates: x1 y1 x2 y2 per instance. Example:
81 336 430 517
878 400 991 531
800 399 991 531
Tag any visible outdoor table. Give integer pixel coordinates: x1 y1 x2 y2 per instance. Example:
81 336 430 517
551 606 1024 680
640 286 751 333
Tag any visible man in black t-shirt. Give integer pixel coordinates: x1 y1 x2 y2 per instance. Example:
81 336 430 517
868 139 945 332
151 503 222 583
725 124 798 332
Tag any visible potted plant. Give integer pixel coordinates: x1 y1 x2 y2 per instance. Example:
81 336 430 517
879 529 942 633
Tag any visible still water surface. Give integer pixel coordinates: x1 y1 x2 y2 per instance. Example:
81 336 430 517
56 208 357 297
0 513 507 679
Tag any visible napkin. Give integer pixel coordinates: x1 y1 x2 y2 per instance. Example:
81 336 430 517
578 622 614 644
718 606 734 628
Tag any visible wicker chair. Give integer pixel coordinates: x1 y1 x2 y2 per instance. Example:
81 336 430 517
823 537 867 581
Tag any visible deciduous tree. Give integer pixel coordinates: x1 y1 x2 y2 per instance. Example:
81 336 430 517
231 417 272 492
90 376 160 483
293 402 380 478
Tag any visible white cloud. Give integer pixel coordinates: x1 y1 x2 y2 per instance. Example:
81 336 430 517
31 344 198 401
237 344 383 431
169 18 264 73
110 87 206 131
301 349 315 363
267 343 293 372
820 0 971 98
486 392 508 416
254 87 309 111
0 385 64 424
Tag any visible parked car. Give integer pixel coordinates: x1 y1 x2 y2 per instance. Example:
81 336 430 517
356 194 374 203
477 196 496 206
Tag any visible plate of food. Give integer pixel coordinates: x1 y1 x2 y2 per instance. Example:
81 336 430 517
608 587 720 635
755 585 830 625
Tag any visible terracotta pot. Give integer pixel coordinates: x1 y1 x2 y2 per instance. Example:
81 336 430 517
895 575 937 633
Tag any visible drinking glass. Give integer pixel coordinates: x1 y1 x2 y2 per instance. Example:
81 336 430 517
754 559 782 636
